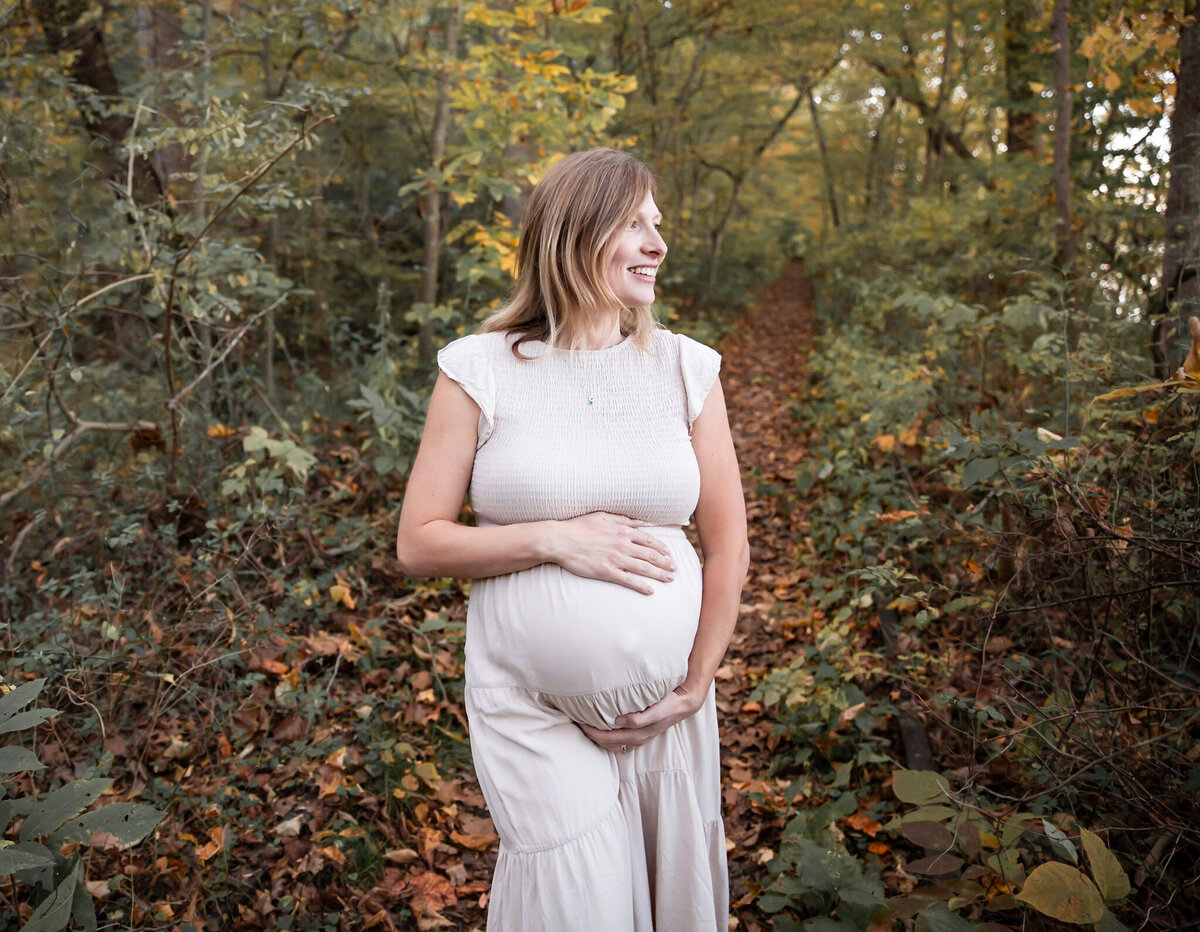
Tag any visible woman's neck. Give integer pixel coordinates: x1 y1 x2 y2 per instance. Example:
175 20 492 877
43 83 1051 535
571 312 623 350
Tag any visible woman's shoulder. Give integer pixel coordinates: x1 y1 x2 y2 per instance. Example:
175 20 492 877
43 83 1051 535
648 327 719 359
441 329 510 355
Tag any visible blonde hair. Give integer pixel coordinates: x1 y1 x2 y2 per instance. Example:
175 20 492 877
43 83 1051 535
483 148 660 355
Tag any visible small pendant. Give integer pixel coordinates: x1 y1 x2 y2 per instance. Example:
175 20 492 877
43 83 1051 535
588 394 595 406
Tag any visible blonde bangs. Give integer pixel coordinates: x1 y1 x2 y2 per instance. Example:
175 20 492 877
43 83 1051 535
483 148 660 355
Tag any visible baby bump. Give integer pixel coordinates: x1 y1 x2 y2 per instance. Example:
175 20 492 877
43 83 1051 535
466 527 702 728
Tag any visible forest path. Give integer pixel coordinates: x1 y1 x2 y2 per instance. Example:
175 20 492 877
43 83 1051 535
715 260 818 923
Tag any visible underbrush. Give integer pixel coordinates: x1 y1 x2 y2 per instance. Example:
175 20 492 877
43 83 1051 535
1 415 492 929
749 208 1199 930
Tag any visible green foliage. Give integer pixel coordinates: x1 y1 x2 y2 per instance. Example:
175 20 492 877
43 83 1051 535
0 678 163 932
759 793 889 930
883 770 1133 929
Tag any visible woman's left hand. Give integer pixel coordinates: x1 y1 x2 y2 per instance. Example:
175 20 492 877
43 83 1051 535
576 682 708 754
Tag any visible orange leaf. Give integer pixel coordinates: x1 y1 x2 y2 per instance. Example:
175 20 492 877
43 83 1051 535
207 424 237 438
326 747 348 770
318 770 344 798
876 509 920 523
196 826 226 862
418 827 444 864
450 830 498 852
845 812 883 837
868 841 891 856
874 433 897 453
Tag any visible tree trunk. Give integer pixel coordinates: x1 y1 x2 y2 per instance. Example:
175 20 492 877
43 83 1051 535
1051 0 1075 287
805 85 840 230
865 94 896 212
262 31 277 398
33 0 167 207
705 91 805 287
1004 0 1039 155
1157 2 1200 378
418 0 461 366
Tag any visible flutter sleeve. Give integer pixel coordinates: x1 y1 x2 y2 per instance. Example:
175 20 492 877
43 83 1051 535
677 332 722 432
437 334 496 448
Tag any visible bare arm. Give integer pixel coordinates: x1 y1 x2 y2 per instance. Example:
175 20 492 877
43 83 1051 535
679 378 750 699
395 373 677 591
579 378 749 750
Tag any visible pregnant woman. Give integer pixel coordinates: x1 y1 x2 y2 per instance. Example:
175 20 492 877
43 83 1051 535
395 147 749 931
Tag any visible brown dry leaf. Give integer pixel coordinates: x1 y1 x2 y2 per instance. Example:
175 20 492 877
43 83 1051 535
408 869 459 915
839 701 867 724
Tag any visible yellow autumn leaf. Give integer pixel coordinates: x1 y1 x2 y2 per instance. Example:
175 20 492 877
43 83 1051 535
326 747 348 770
207 424 237 438
329 582 356 609
874 433 897 453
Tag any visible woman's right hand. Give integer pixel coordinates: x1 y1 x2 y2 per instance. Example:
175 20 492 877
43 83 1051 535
545 512 676 595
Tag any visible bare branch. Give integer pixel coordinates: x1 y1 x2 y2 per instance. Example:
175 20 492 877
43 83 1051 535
0 418 160 510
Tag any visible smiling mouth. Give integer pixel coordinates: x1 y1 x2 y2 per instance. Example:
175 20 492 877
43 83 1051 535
629 266 657 279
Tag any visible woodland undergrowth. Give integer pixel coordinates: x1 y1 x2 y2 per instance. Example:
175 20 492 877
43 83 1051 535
730 198 1200 931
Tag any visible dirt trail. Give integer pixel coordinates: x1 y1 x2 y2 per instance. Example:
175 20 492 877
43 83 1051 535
715 260 817 921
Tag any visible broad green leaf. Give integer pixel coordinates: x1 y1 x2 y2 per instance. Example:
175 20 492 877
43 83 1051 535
961 457 999 488
1000 812 1041 846
801 919 857 932
898 805 959 824
20 778 112 841
0 842 54 875
21 867 77 932
0 678 46 725
0 745 44 773
72 878 98 932
1095 909 1133 932
0 709 59 736
901 820 956 850
758 892 789 913
1015 862 1105 924
51 802 163 846
908 852 964 874
915 905 975 932
892 769 950 804
1080 827 1130 901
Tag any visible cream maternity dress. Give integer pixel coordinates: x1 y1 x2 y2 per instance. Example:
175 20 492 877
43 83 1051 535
437 327 728 932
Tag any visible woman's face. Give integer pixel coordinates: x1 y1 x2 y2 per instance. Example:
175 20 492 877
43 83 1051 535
605 191 667 310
